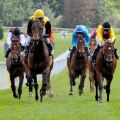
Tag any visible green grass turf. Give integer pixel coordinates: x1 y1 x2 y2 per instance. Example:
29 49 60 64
0 59 120 120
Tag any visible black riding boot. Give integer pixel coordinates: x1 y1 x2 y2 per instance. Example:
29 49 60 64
5 48 11 58
92 45 101 63
70 46 76 59
45 39 53 56
114 48 119 59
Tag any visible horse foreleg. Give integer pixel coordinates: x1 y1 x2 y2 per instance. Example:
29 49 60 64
33 75 39 101
40 69 48 102
89 71 95 93
69 77 74 95
28 76 33 96
97 73 103 103
18 73 24 99
10 75 18 98
78 71 86 96
46 72 54 97
95 80 98 101
106 77 112 102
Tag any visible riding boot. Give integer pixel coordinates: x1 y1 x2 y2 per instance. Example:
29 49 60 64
85 47 90 59
5 48 11 58
70 46 76 59
114 48 119 59
92 45 101 63
45 39 53 56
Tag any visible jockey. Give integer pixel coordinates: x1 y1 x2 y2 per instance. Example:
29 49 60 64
5 27 26 58
70 25 90 58
92 21 119 63
25 9 54 55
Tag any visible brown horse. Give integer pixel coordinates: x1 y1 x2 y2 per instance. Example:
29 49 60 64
67 34 88 95
88 35 97 92
24 19 53 102
6 35 24 99
95 42 117 102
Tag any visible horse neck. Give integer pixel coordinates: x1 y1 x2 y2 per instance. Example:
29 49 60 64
32 40 48 59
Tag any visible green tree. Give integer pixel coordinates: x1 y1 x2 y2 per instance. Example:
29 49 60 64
94 0 112 26
32 0 63 17
3 0 33 26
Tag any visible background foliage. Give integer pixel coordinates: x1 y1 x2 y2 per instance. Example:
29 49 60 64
0 0 120 27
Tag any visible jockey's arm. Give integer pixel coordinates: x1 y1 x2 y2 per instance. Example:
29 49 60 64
44 21 51 38
20 33 26 47
96 25 105 46
72 32 77 47
97 25 104 42
109 27 116 43
84 31 90 47
7 31 12 47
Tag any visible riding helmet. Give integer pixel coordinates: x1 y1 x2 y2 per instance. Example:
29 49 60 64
12 27 21 36
75 25 83 33
102 22 111 30
34 9 44 19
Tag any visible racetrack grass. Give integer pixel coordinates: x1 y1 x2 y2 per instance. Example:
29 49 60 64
0 58 120 120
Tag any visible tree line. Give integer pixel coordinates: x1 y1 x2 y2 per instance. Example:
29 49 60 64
0 0 120 28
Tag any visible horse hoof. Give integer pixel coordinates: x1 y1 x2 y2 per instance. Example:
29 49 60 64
72 82 76 86
98 100 103 103
69 93 73 95
18 95 21 99
40 95 43 102
47 90 54 97
29 92 33 96
98 96 102 103
13 94 18 98
35 96 39 101
79 91 83 96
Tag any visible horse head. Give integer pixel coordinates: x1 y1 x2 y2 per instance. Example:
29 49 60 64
10 35 21 64
102 41 115 66
76 33 86 56
30 19 44 50
32 19 43 40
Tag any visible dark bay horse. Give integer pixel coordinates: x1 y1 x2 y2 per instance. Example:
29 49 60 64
95 42 117 102
67 34 88 95
88 35 97 92
24 19 54 102
6 35 24 99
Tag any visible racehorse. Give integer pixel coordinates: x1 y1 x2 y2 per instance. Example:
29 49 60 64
67 34 88 95
95 41 117 102
88 35 97 92
24 19 54 102
6 35 24 99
